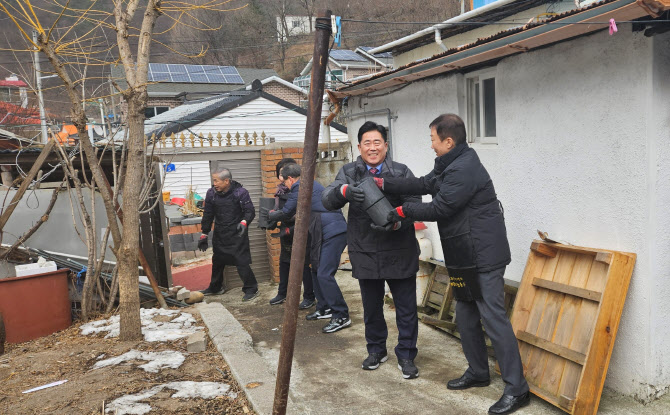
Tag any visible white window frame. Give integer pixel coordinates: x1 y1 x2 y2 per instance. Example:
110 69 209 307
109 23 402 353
466 67 497 144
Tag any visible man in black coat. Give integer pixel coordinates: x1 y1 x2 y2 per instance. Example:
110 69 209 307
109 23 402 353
268 163 350 333
266 158 315 309
198 168 259 301
322 121 421 380
382 114 529 414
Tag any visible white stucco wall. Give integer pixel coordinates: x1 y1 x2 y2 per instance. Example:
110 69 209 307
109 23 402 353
344 29 670 400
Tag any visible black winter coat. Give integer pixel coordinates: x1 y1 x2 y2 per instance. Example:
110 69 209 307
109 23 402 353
384 144 510 272
201 181 255 265
322 156 420 280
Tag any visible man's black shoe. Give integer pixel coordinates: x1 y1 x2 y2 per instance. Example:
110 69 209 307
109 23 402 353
322 317 351 333
447 374 491 390
242 289 259 301
200 287 225 296
306 309 332 320
298 298 316 309
488 392 530 415
269 294 286 305
362 351 388 370
397 358 419 379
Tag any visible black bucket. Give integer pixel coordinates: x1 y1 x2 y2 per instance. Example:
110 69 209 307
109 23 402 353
257 197 276 229
358 177 394 227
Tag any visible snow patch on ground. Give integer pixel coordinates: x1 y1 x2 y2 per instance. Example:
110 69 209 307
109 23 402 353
80 308 202 342
106 381 236 415
93 350 185 373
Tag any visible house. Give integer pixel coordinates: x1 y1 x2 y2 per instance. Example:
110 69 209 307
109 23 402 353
0 75 28 108
277 15 316 42
140 85 347 198
330 0 670 404
110 64 280 119
293 48 394 90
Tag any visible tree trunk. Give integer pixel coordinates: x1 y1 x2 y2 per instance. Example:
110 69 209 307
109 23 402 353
117 97 145 340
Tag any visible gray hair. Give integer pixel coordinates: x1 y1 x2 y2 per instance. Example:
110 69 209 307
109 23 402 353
280 163 301 179
212 168 232 181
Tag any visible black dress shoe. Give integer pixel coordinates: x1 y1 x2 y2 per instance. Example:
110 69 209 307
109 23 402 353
447 374 491 390
488 392 530 415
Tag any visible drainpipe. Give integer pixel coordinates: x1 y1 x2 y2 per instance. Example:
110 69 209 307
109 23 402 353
435 29 449 51
344 108 397 158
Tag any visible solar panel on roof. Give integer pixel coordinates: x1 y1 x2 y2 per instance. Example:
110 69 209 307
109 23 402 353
147 63 244 84
329 49 367 62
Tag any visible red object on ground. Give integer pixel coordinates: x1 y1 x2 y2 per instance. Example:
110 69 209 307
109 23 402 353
0 269 71 343
171 197 186 206
172 262 212 291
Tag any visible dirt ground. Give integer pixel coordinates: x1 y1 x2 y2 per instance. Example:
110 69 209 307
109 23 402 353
0 308 254 415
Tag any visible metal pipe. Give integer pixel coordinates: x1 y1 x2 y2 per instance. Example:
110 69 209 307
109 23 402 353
32 30 48 144
272 9 332 415
344 108 396 159
435 29 449 51
368 0 520 54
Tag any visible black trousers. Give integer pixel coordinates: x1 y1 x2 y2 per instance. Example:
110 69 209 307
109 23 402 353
358 277 418 360
312 232 348 319
277 260 315 300
456 266 528 396
209 253 258 294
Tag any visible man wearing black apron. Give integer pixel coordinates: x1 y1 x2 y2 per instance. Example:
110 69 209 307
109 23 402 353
381 114 530 414
199 168 259 301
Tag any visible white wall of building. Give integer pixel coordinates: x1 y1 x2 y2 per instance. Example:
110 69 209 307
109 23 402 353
344 29 670 400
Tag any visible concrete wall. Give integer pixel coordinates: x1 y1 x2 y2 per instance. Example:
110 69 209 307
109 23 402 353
344 29 670 400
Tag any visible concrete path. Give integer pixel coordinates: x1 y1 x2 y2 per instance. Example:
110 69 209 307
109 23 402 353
199 270 670 415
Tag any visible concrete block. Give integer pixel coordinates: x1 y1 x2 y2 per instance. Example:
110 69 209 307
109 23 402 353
176 287 191 301
187 331 207 353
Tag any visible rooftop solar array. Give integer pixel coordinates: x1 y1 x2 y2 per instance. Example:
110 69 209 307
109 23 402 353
148 64 244 84
329 49 368 62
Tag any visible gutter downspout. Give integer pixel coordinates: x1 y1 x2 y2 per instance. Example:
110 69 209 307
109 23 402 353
344 108 397 159
435 29 449 51
369 0 519 55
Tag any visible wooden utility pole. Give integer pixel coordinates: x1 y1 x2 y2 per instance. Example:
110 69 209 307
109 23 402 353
272 9 332 415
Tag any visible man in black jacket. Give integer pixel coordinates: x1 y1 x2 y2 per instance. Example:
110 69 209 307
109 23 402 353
322 121 421 380
382 114 529 414
198 168 259 301
267 158 315 309
268 163 350 333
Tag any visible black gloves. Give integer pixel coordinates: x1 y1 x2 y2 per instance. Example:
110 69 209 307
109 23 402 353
268 209 284 222
387 206 405 223
340 184 365 204
198 234 208 251
370 222 400 232
237 221 248 236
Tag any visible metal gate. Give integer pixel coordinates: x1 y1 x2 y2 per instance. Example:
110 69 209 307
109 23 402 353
210 151 271 289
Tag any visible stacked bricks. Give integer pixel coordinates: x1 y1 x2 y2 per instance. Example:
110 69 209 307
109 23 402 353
168 217 211 265
261 145 304 282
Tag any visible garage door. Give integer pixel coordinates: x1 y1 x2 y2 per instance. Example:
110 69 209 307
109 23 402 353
211 152 271 289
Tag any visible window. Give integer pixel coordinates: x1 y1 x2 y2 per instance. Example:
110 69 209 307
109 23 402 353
292 20 302 28
145 106 169 118
466 69 497 144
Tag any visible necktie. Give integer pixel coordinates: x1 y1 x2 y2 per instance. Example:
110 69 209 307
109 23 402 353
369 168 379 175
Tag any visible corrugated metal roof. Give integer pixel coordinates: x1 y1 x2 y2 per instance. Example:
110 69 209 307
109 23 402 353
333 0 647 96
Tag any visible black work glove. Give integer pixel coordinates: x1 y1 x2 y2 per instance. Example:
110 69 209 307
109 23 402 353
268 209 284 222
370 222 400 232
387 206 405 223
340 184 365 204
198 234 208 251
237 221 248 237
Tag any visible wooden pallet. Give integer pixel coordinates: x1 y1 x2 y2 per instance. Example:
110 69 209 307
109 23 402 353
510 241 636 415
418 263 518 350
